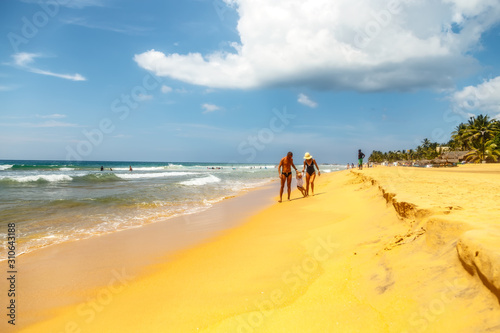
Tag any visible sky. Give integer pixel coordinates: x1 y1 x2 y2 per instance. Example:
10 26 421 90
1 0 500 164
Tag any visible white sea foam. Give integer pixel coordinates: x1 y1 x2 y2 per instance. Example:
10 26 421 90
59 167 74 171
0 174 73 182
112 166 167 171
0 164 13 171
238 165 275 169
179 174 221 186
116 171 196 179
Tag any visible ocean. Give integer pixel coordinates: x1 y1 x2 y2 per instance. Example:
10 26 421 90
0 160 344 260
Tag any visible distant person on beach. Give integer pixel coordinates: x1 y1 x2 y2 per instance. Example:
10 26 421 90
100 166 104 171
296 172 306 197
346 163 350 170
129 165 133 171
358 149 365 170
351 163 354 169
278 152 298 202
302 152 320 196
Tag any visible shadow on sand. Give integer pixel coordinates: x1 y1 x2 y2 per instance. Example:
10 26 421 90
288 192 326 201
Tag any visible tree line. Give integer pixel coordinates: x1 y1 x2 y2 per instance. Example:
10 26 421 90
369 115 500 163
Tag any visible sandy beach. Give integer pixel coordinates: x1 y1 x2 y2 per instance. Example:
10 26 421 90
6 165 500 332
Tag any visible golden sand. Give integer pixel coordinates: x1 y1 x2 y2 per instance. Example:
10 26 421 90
15 165 500 332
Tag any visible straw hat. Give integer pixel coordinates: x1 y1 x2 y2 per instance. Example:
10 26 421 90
304 152 313 160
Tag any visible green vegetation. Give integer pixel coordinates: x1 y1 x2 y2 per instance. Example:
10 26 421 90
369 114 500 164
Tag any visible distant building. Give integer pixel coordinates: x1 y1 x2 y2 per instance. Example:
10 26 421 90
436 146 451 153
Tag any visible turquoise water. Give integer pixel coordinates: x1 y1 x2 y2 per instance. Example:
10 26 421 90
0 160 344 259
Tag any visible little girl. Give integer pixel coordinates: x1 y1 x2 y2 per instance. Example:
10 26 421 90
296 172 306 197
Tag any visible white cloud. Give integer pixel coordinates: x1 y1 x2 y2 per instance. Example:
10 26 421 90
36 114 67 119
161 85 173 93
0 85 15 91
134 0 500 92
201 103 221 113
11 53 86 81
297 93 318 108
0 121 80 128
12 53 36 67
449 76 500 117
61 17 151 35
136 94 153 101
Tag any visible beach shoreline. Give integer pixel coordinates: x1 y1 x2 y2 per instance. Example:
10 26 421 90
1 179 280 331
7 165 500 332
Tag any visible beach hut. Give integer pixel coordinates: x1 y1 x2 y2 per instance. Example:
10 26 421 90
440 151 471 163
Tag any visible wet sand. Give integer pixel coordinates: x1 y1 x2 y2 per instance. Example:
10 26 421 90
1 183 277 331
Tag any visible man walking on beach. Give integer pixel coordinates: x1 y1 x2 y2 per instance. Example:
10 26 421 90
278 152 298 202
358 149 365 170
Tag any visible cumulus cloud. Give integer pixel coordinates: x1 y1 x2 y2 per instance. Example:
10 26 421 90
11 53 86 81
298 93 318 108
134 0 499 92
201 103 221 113
449 76 500 118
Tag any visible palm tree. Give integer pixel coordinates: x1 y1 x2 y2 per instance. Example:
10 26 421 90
451 123 468 150
464 139 500 163
421 138 432 149
461 115 500 162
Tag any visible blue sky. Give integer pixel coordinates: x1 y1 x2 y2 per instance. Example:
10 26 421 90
1 0 500 164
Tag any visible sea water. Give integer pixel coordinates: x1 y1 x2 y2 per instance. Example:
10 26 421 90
0 160 344 259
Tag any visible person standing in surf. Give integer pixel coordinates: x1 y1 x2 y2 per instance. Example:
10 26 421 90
278 152 298 202
302 152 320 196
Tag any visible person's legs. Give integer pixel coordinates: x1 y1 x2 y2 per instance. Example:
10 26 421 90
310 173 316 195
298 187 306 197
279 175 286 202
286 174 292 200
305 173 311 196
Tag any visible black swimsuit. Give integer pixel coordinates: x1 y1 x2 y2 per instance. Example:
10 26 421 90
305 160 315 176
282 172 292 178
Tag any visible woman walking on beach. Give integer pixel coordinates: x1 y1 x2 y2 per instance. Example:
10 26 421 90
302 152 320 196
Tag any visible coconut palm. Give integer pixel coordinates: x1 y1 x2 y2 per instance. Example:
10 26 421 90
454 115 500 161
462 115 498 143
451 123 469 150
464 139 500 163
